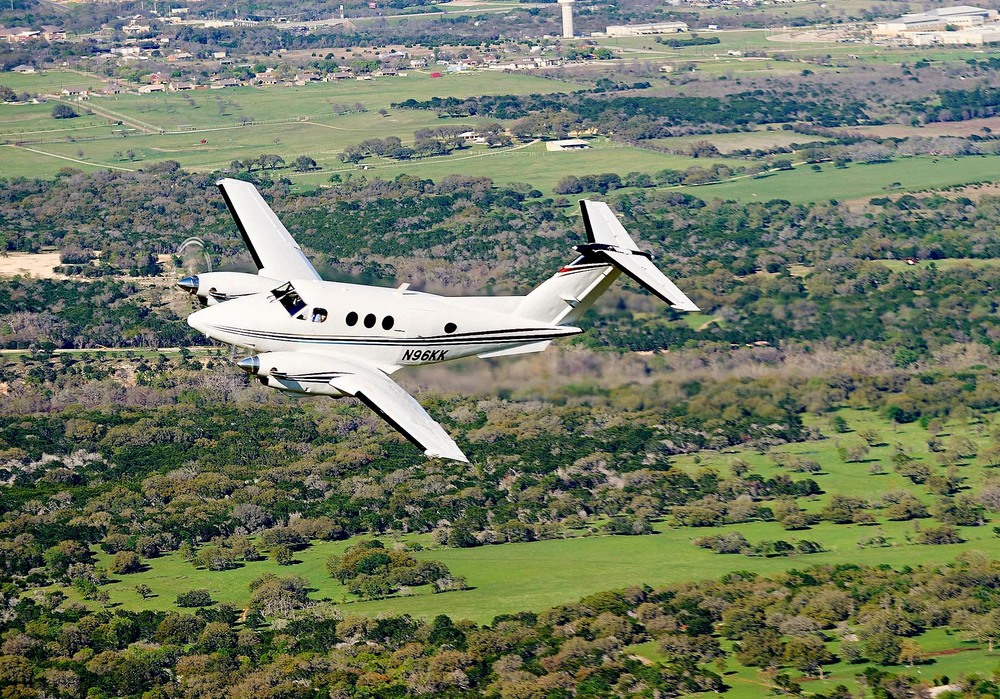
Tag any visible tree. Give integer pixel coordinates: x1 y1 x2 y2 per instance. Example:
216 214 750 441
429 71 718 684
52 104 78 119
272 545 293 565
291 155 318 172
897 638 925 667
955 609 1000 652
735 628 784 667
861 630 901 665
176 589 214 608
109 551 143 575
783 634 834 678
135 584 153 599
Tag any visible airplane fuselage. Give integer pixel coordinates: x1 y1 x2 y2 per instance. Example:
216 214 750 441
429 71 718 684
188 277 580 372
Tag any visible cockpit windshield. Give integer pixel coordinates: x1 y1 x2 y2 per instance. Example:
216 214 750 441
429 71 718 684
272 282 307 317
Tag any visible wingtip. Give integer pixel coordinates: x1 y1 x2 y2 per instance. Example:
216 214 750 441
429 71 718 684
427 447 470 463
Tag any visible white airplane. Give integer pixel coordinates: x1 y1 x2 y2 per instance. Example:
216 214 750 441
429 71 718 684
181 178 699 462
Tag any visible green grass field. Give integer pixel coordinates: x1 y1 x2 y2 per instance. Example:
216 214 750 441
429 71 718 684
675 155 1000 203
4 69 999 203
0 70 584 178
79 517 994 626
648 129 832 154
679 627 994 699
293 138 746 192
64 409 997 630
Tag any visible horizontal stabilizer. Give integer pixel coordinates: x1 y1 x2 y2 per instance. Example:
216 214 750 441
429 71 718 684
579 200 699 312
600 249 700 312
478 340 552 359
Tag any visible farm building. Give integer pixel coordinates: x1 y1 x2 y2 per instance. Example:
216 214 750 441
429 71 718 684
546 138 590 151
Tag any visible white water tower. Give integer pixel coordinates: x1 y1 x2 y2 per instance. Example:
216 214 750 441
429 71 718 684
558 0 575 38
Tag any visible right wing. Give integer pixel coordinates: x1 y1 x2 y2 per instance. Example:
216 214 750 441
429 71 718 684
327 359 469 463
217 178 321 282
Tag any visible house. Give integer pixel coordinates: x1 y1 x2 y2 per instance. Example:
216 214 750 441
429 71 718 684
295 72 321 82
41 26 66 41
12 64 35 73
122 22 152 35
2 27 41 43
61 86 90 98
137 83 166 93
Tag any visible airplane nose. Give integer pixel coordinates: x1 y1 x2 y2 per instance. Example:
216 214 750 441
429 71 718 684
187 305 213 335
178 276 199 293
237 356 260 374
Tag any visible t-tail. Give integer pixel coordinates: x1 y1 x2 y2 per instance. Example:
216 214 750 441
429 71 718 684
516 200 699 325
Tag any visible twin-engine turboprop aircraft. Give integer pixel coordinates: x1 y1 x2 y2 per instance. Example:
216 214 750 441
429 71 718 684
181 178 699 462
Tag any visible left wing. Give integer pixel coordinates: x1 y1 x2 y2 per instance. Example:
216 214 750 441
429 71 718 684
332 363 468 463
217 178 322 282
241 351 468 462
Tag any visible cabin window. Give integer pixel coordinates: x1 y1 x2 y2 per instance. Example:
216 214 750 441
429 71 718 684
311 308 328 323
346 312 358 326
364 313 377 329
444 322 457 334
272 282 306 317
382 316 394 330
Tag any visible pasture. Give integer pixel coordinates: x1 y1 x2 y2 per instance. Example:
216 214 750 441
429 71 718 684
77 516 993 625
3 68 1000 202
674 154 1000 203
647 128 832 154
63 408 997 627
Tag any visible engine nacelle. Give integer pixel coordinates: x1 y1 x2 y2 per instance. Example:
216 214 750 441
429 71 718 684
178 272 281 306
237 352 349 398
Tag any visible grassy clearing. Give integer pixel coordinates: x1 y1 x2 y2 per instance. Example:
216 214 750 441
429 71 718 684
85 519 995 626
877 258 1000 271
648 129 831 154
0 69 107 94
74 410 998 626
675 407 998 503
81 72 579 130
676 155 1000 203
678 628 995 699
292 138 746 193
0 70 582 178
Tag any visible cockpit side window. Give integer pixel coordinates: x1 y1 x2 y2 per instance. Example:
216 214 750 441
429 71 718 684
272 282 307 317
311 308 328 323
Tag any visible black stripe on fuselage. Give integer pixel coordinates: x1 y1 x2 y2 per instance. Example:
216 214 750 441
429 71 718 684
211 325 575 347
